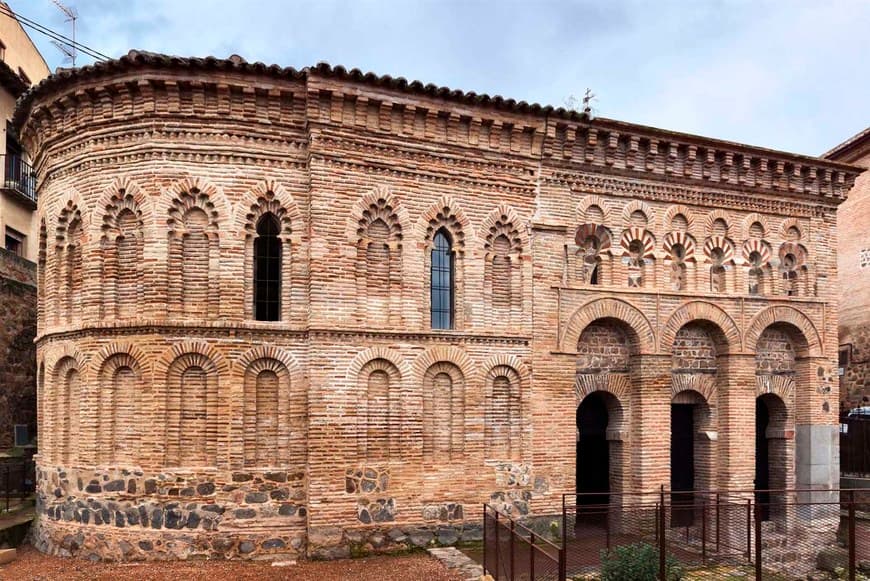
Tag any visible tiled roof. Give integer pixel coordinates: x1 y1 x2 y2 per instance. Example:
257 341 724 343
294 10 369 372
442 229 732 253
0 57 28 98
822 126 870 161
14 50 589 129
11 50 865 174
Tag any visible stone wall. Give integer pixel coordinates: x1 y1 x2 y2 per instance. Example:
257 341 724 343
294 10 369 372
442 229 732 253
0 247 36 450
13 51 859 561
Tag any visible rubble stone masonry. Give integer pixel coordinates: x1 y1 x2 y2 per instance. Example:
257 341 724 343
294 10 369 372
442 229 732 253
13 51 863 561
0 247 36 450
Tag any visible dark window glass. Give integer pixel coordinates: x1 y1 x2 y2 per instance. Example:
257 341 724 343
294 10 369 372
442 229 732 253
5 227 24 257
431 229 454 329
254 213 281 321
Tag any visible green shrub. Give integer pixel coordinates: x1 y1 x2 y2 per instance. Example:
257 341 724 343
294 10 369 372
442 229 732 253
600 542 683 581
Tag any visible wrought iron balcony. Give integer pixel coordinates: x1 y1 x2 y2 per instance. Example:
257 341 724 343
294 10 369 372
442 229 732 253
1 154 37 205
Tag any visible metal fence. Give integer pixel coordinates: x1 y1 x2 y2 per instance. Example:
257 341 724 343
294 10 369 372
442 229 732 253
483 504 565 581
485 488 870 580
0 458 35 513
842 415 870 476
1 154 37 204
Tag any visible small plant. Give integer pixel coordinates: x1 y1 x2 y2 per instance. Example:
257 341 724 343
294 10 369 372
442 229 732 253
549 520 560 540
600 542 683 581
834 566 870 581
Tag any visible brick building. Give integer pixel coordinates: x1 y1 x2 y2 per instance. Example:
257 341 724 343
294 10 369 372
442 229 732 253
15 51 862 561
824 128 870 409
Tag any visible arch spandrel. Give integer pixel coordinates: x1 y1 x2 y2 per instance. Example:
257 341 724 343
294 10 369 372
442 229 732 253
560 298 656 355
661 301 741 354
745 305 822 358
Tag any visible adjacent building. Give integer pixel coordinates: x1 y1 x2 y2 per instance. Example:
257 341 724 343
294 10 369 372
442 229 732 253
825 128 870 410
0 1 49 260
0 2 49 451
15 51 862 561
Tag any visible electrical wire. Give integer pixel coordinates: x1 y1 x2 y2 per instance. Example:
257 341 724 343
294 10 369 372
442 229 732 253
0 4 111 62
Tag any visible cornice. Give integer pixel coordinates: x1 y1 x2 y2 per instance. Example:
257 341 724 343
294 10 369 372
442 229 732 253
35 323 532 347
310 152 536 195
37 123 309 185
544 122 856 202
553 171 826 217
312 131 538 182
552 285 831 307
15 51 860 204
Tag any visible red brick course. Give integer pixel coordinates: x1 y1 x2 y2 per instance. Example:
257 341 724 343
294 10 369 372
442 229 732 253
14 52 862 560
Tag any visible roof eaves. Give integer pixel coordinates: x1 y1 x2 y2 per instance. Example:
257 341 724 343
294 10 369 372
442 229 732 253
822 126 870 161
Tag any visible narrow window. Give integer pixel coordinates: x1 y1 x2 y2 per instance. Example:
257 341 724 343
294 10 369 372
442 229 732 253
254 213 281 321
5 226 24 257
431 228 454 329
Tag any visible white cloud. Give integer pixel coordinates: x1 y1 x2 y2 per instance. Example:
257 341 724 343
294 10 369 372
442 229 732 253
10 0 869 154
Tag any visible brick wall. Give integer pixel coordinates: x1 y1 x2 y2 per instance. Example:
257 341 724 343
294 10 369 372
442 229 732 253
827 132 870 408
0 248 36 450
13 52 859 561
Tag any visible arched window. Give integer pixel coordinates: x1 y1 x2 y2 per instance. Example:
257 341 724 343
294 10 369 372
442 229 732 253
254 213 282 321
748 250 764 295
491 235 512 307
431 228 454 329
670 243 687 291
710 247 727 293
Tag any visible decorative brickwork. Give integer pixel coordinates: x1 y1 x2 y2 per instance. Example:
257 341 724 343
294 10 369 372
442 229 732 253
14 51 861 561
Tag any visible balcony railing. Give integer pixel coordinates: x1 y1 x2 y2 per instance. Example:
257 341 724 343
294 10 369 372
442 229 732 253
1 154 37 204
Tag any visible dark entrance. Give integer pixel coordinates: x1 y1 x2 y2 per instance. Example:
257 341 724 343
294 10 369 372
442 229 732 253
576 392 610 525
755 397 771 521
670 404 695 527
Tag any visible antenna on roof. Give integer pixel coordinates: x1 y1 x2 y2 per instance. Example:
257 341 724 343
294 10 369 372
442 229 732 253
563 88 597 119
50 0 78 66
582 88 596 116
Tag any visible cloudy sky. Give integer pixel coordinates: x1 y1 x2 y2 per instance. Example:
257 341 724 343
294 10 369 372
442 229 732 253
9 0 869 156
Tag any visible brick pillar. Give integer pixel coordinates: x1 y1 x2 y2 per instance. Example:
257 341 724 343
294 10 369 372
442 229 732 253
630 354 670 492
717 354 756 491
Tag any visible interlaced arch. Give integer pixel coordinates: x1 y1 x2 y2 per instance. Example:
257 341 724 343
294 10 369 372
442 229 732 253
100 189 145 319
167 188 221 319
422 361 465 461
355 196 403 323
242 189 295 321
54 201 83 324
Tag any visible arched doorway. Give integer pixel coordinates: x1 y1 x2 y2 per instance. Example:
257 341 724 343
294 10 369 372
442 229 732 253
576 391 616 525
755 393 788 522
670 390 714 526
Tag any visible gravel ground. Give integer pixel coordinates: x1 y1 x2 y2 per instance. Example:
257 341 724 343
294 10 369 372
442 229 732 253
0 545 464 580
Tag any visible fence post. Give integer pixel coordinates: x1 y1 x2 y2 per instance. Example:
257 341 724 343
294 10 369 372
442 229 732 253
849 490 856 581
4 465 9 513
745 499 751 561
495 510 500 579
510 518 515 581
659 486 666 581
529 531 536 581
560 497 567 581
715 492 720 554
483 505 488 576
754 498 762 581
701 498 707 563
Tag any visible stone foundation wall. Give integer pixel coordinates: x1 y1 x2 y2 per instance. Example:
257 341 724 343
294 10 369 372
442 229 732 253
0 248 36 450
33 464 307 560
14 52 855 561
